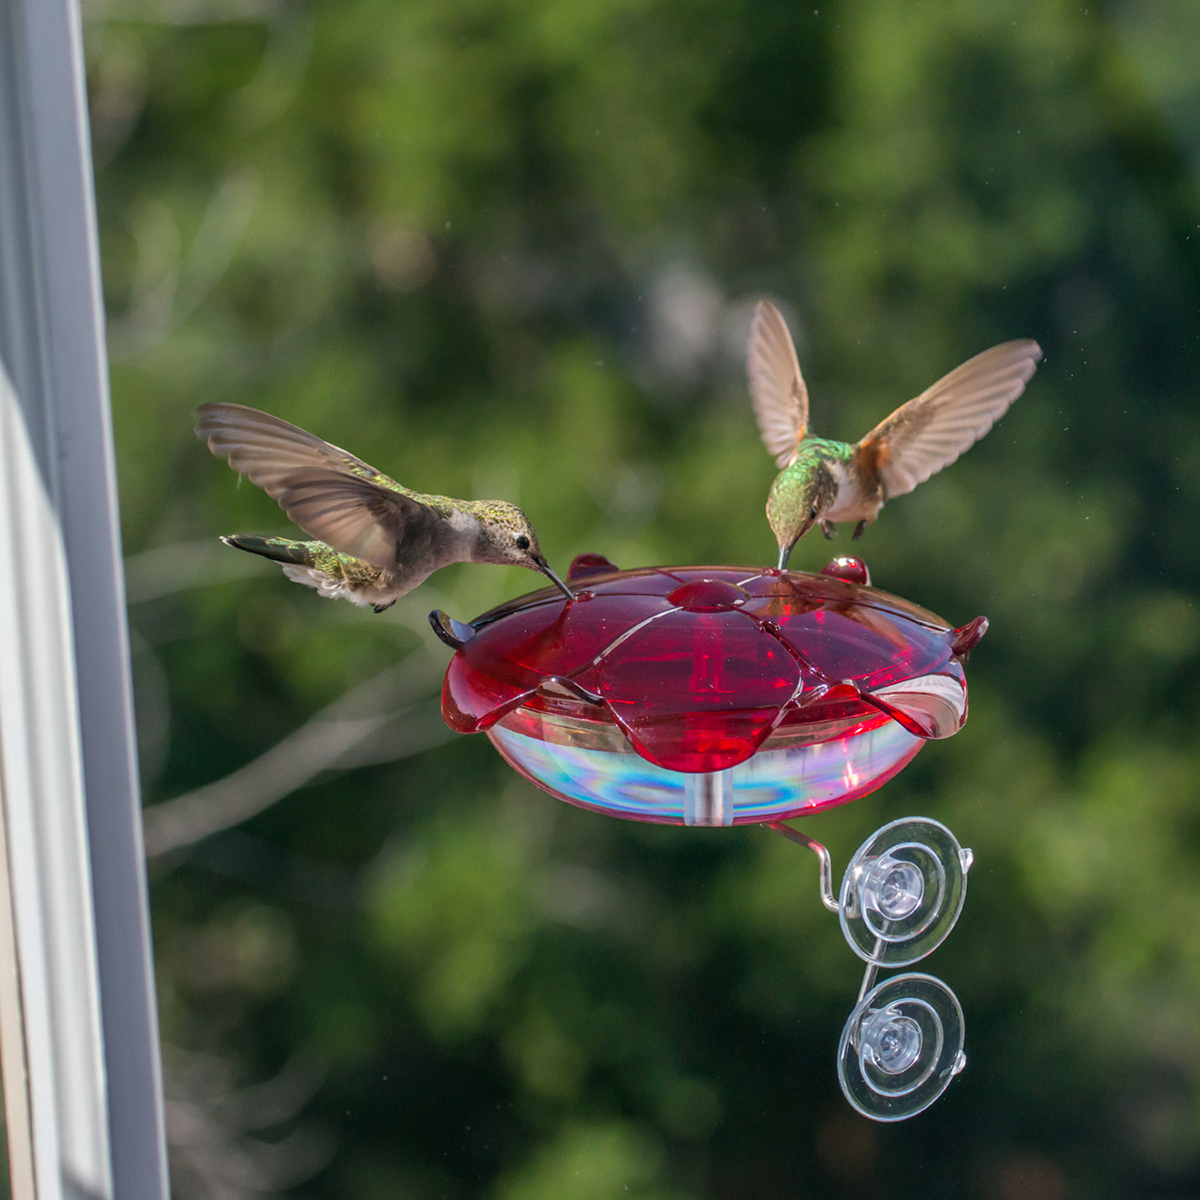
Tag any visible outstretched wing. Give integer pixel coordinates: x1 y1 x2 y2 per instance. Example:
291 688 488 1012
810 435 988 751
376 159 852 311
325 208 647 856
196 402 400 491
196 402 443 573
747 300 809 468
855 339 1042 499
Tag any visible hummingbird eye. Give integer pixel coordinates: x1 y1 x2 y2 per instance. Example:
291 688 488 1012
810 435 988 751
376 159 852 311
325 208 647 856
515 535 530 550
809 506 817 520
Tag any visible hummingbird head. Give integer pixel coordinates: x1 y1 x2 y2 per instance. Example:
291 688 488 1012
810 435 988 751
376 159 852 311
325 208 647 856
469 502 575 599
766 465 831 570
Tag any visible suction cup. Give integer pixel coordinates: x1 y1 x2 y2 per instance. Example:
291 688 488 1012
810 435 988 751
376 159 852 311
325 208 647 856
839 817 971 966
837 973 966 1121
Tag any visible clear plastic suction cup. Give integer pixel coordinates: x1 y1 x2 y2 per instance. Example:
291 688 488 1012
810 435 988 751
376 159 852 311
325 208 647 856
837 973 966 1121
839 817 971 966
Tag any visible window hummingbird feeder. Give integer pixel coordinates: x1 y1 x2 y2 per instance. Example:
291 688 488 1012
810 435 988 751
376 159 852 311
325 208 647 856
431 552 986 1120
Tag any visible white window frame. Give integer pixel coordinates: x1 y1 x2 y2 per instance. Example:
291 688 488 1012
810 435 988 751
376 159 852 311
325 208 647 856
0 0 170 1196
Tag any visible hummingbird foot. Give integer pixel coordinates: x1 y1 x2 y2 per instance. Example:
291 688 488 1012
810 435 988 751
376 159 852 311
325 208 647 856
852 520 866 541
820 520 837 540
373 601 396 614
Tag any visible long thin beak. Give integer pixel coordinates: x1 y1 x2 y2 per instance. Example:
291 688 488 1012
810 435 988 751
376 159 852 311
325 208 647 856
777 543 793 571
533 555 575 600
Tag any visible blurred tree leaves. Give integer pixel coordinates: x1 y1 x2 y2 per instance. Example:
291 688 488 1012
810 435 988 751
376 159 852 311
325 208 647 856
82 0 1200 1194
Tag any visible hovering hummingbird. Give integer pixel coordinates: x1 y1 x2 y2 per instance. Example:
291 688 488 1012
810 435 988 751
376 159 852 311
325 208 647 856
195 403 574 612
747 302 1042 569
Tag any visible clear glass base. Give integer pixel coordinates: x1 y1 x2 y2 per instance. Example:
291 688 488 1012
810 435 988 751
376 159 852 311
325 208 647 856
487 704 924 825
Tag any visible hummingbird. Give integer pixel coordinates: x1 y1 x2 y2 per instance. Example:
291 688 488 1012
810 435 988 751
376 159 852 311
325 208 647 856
195 402 574 612
747 301 1042 569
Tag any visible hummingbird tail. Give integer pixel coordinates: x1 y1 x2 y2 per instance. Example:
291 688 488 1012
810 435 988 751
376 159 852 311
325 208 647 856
220 534 312 566
220 534 393 609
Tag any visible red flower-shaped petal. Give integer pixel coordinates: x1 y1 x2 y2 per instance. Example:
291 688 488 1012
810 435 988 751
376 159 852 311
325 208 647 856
597 607 801 772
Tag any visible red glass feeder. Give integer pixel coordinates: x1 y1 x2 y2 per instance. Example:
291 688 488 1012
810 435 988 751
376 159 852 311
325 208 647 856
430 552 986 1119
432 554 986 828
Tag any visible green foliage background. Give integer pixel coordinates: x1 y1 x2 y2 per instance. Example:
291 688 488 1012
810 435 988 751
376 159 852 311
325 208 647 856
81 0 1200 1194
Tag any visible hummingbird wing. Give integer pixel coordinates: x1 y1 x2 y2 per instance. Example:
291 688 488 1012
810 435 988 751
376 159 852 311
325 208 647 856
196 402 402 492
196 402 445 573
272 470 446 572
747 300 810 468
854 339 1042 499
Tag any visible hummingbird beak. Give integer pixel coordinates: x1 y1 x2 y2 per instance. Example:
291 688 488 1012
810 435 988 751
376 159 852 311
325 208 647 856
777 543 794 571
533 555 575 600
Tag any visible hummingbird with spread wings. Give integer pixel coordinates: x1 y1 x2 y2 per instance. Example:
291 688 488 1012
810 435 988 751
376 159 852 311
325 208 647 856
747 301 1042 569
196 403 574 612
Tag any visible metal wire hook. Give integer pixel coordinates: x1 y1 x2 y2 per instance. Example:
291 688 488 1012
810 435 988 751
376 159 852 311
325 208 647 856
767 821 840 913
